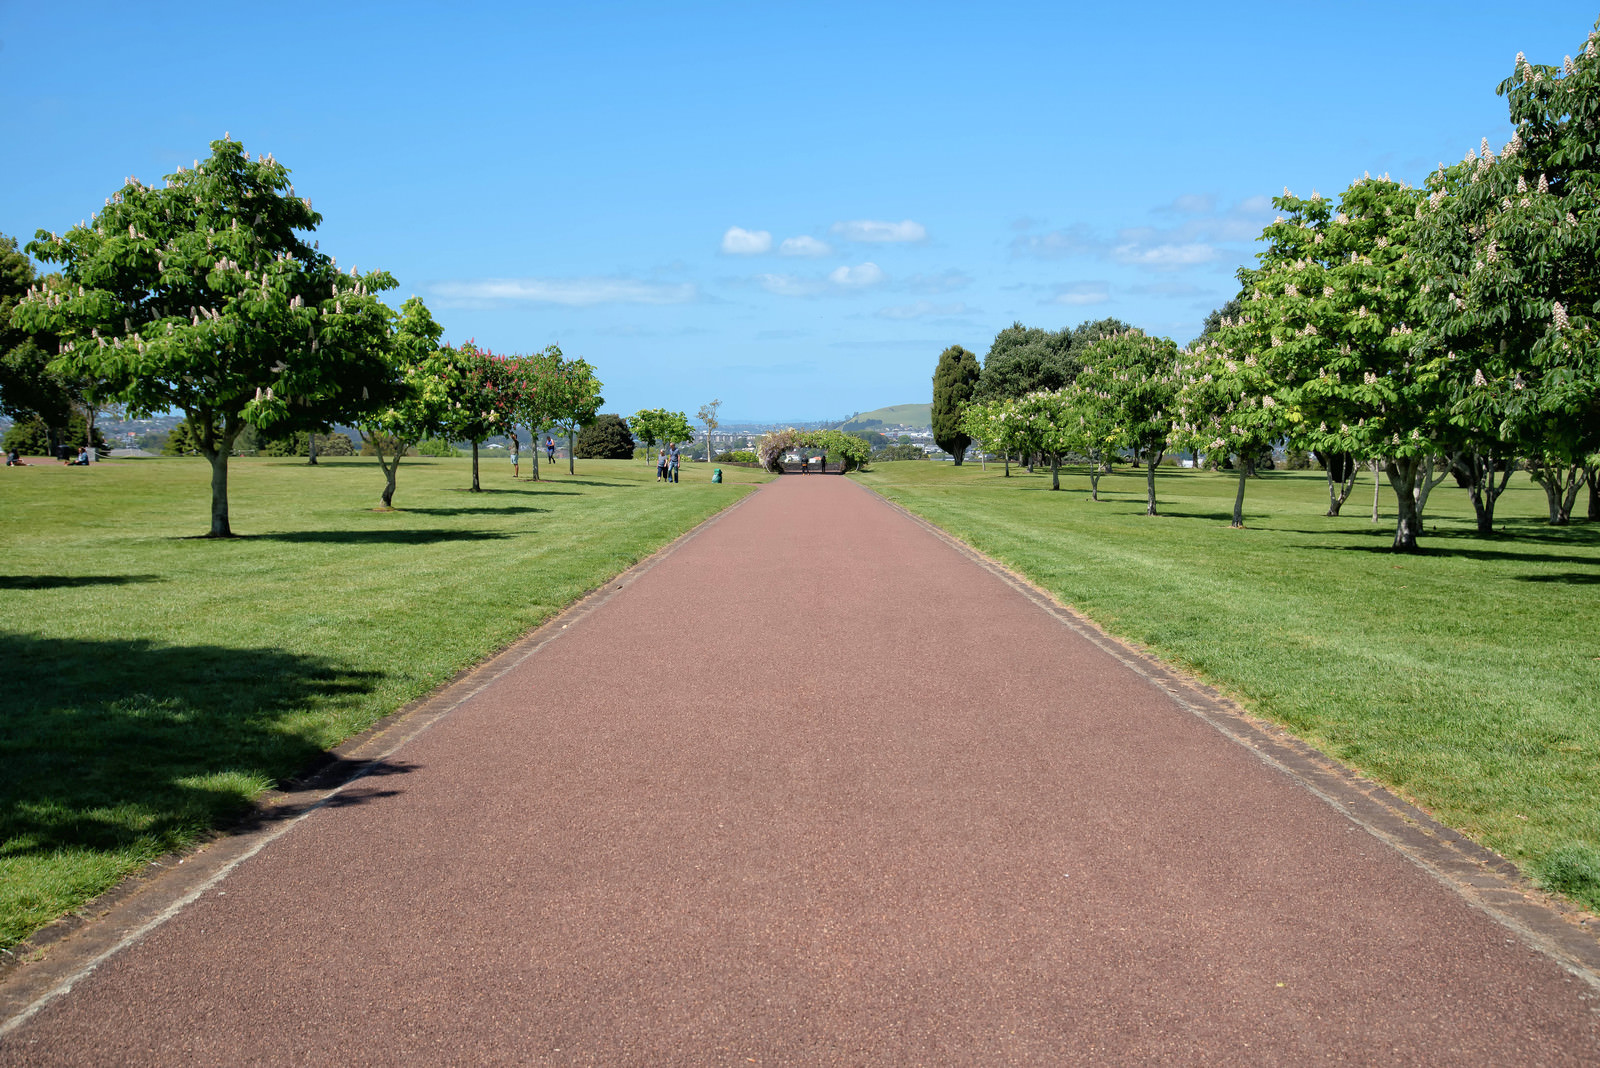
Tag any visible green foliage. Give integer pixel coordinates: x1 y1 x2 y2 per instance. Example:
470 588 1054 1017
575 413 636 458
0 234 74 429
976 321 1077 401
3 411 109 456
258 431 355 457
415 438 459 457
1419 30 1600 524
715 449 758 463
871 443 927 462
630 407 693 459
931 344 980 462
12 137 396 535
1076 329 1181 514
754 427 871 472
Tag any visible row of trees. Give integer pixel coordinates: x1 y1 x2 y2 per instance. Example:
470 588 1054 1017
939 21 1600 552
2 136 605 533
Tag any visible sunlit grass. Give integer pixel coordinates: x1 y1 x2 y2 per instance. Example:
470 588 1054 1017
0 454 769 946
855 459 1600 909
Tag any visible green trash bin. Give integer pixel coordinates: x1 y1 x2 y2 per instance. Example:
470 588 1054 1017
712 467 723 484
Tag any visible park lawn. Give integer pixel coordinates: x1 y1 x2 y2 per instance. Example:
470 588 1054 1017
854 460 1600 910
0 453 770 948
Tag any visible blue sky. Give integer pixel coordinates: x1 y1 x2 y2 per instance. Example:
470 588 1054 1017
2 2 1595 422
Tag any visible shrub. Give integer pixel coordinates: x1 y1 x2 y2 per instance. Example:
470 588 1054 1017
575 413 636 459
715 450 758 463
415 438 459 458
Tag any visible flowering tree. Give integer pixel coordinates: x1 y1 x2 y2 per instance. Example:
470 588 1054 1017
1076 330 1181 515
548 353 604 474
354 296 453 509
15 136 393 536
755 427 869 472
959 398 1024 476
1171 338 1290 527
501 347 563 481
1419 32 1600 525
435 341 517 491
1225 177 1454 550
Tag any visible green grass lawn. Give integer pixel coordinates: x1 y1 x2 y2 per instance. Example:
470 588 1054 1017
854 459 1600 909
0 453 769 948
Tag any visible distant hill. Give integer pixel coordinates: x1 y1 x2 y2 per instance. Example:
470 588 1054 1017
838 403 931 432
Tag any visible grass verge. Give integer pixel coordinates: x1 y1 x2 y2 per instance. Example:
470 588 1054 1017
853 460 1600 910
0 454 769 948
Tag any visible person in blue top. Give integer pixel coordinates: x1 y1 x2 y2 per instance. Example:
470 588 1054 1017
668 443 680 483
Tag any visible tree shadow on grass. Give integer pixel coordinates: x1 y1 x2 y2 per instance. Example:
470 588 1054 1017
399 505 552 517
0 575 162 590
251 529 515 545
0 633 390 867
1289 541 1600 567
1515 572 1600 584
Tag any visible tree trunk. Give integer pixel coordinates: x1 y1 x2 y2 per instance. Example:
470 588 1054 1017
1316 451 1357 516
381 458 398 508
1144 451 1161 516
1371 459 1382 522
471 440 481 492
1049 452 1060 490
307 432 319 465
1232 464 1248 528
1588 465 1599 521
1411 455 1452 533
85 404 98 461
1530 460 1585 525
569 430 576 475
952 441 965 466
1088 450 1101 500
1455 451 1512 535
1003 452 1010 477
1384 456 1424 552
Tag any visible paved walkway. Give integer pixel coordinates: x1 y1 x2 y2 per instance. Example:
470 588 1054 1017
3 476 1597 1064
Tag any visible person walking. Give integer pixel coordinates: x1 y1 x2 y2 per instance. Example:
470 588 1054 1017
546 435 556 465
656 446 669 482
509 433 520 478
669 443 680 483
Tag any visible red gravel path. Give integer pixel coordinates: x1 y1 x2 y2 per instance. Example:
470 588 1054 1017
3 475 1597 1064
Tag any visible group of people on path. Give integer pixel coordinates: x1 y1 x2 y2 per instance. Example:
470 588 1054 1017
656 443 681 483
506 433 559 478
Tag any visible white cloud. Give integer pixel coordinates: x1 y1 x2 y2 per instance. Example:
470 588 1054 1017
779 235 832 257
828 262 885 287
1010 224 1101 259
756 273 824 297
430 277 697 306
876 301 976 320
1010 196 1275 269
1156 193 1217 216
1110 242 1218 269
1045 281 1109 306
721 226 773 254
831 219 927 243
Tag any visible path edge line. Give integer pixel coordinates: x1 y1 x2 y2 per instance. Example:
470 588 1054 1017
854 478 1600 993
0 482 767 1037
